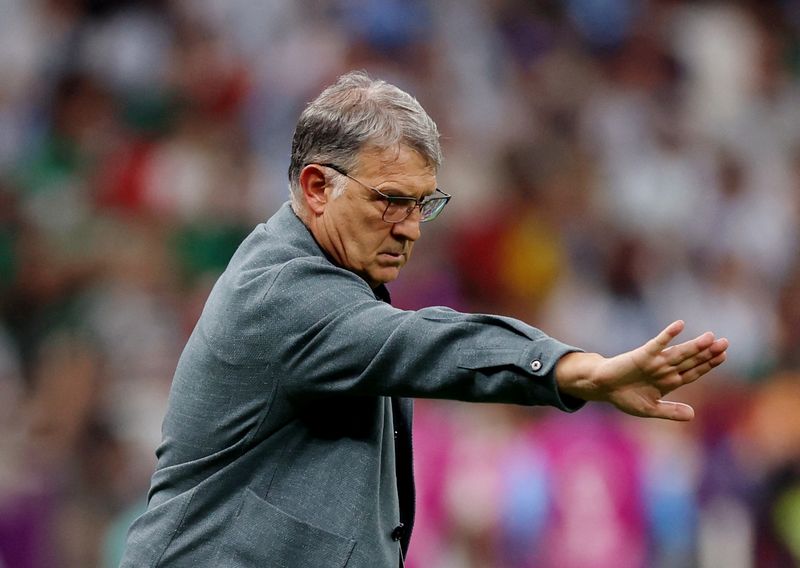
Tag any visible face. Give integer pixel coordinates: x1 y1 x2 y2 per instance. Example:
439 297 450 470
306 145 437 288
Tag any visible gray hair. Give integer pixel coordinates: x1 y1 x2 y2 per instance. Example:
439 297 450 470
288 71 442 215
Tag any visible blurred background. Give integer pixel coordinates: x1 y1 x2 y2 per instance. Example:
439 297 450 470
1 0 800 566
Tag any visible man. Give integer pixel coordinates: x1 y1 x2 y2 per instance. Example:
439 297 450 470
120 71 728 567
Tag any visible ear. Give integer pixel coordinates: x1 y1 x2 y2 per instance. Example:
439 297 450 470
299 165 331 217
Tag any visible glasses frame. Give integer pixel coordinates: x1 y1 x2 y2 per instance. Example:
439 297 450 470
314 163 451 223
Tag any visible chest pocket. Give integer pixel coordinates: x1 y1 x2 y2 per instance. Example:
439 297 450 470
214 488 357 567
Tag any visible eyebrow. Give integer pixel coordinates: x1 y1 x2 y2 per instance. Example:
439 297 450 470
380 185 442 205
379 186 429 200
374 176 437 200
320 163 435 201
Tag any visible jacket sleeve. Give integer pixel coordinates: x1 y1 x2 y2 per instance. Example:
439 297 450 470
209 256 584 411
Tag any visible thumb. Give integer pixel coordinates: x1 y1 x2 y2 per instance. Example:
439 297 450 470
650 399 695 421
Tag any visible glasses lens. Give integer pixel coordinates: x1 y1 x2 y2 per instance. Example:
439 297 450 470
420 198 447 222
381 192 449 223
384 199 416 223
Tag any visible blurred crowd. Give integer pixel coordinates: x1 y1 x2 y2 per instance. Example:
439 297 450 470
1 0 800 566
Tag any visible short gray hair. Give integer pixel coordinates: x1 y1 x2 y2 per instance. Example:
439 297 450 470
288 71 442 215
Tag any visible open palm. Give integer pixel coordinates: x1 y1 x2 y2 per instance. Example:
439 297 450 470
558 320 729 421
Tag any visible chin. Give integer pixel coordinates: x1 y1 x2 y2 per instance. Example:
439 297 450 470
370 270 401 287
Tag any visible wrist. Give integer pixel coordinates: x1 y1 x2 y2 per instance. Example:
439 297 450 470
555 351 606 401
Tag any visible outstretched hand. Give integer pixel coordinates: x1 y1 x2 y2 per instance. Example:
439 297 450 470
556 320 729 421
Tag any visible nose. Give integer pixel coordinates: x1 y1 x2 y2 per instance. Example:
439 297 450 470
391 210 422 242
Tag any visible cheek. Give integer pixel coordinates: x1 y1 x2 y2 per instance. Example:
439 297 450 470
349 224 390 261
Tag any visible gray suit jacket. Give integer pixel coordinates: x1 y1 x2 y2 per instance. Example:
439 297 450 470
120 203 582 567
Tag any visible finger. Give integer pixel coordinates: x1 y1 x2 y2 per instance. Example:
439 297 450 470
708 337 729 356
661 332 716 365
679 351 727 384
613 387 694 420
674 338 726 373
651 400 695 421
646 320 685 354
622 396 695 420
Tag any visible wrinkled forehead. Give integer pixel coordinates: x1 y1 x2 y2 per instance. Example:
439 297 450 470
353 144 437 178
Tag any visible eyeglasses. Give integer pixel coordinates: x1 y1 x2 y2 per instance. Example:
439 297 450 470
316 163 451 223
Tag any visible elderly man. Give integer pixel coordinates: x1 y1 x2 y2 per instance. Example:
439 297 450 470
120 71 728 567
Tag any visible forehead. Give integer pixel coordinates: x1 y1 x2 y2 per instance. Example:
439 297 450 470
354 145 436 182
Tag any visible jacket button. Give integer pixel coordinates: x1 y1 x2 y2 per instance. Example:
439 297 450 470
530 360 542 372
391 523 404 541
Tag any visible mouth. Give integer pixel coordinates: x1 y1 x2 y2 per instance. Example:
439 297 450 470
378 251 405 264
